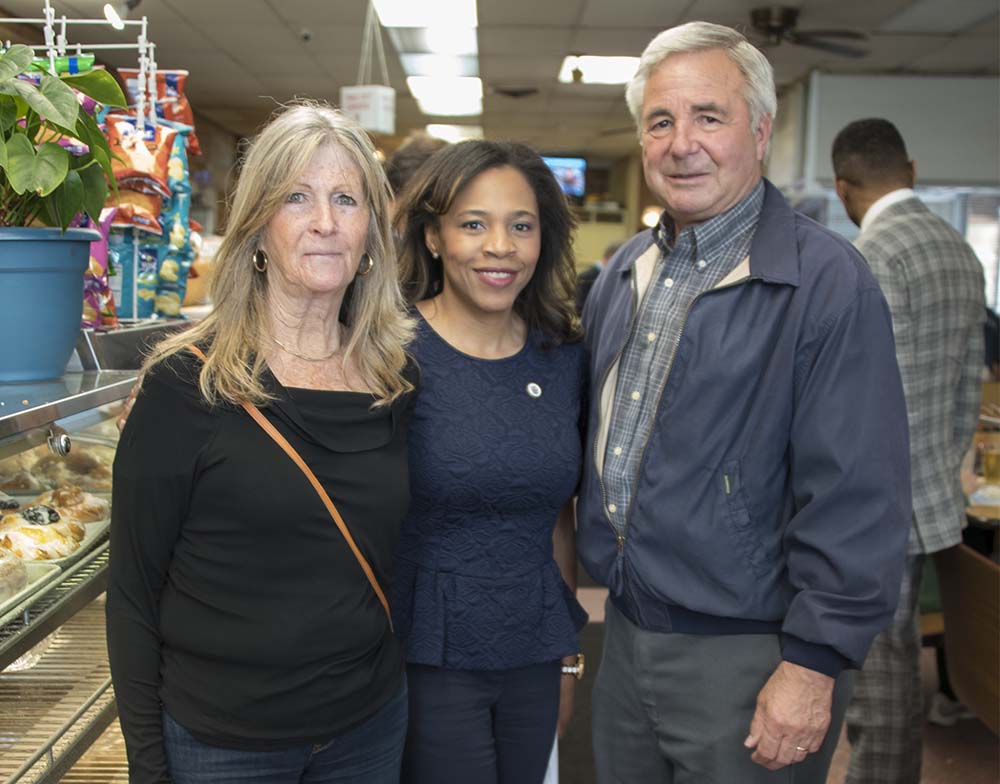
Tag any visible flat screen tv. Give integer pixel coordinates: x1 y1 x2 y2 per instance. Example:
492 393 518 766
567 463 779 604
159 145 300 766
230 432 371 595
541 156 586 199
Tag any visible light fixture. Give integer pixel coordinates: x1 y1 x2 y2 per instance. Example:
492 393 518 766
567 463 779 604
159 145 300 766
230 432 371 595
426 124 483 143
400 53 478 78
104 0 141 30
406 76 482 116
373 0 477 28
641 206 661 229
558 55 640 85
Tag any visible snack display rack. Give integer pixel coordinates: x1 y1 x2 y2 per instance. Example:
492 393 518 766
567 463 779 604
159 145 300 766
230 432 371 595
0 371 135 783
0 0 160 321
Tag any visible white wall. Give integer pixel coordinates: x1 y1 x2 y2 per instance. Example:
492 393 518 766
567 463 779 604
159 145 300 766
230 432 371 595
767 81 807 191
804 72 1000 188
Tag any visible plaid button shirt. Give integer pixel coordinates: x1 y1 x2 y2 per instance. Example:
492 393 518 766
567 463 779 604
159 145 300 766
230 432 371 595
602 182 764 531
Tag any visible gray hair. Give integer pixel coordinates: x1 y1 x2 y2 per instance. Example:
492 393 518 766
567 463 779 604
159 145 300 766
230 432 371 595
626 22 777 138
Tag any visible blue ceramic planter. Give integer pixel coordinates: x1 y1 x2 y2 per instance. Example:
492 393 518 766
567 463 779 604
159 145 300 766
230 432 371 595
0 227 100 383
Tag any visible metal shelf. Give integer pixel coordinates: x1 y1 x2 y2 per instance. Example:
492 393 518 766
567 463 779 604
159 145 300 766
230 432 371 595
0 543 109 673
0 599 118 784
0 371 137 443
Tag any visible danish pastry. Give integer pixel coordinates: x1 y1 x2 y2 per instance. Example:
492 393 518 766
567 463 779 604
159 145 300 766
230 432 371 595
0 548 28 603
31 485 109 524
0 506 86 560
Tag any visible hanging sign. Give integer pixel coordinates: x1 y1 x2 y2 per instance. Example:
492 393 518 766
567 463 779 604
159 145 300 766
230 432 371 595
339 84 395 135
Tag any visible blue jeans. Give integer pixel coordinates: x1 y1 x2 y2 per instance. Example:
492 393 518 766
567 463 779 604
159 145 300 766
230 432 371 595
163 683 408 784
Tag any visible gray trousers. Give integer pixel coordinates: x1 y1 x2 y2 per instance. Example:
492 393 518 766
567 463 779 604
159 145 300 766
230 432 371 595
845 555 925 784
592 600 854 784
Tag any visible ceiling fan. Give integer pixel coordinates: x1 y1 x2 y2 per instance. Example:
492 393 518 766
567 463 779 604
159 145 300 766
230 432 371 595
750 6 869 58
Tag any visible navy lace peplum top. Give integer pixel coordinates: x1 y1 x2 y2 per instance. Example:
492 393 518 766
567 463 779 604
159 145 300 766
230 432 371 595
392 313 589 670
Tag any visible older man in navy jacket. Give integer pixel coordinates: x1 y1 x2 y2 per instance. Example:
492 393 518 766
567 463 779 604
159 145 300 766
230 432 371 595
578 22 911 784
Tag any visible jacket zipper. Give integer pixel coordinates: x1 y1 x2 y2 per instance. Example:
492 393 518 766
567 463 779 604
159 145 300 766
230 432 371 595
617 274 753 543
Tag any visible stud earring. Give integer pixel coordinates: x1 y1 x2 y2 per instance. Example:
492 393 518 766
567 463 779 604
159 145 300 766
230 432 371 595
253 249 268 273
356 253 374 277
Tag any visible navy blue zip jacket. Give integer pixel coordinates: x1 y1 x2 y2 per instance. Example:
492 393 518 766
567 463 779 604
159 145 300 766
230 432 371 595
578 180 911 677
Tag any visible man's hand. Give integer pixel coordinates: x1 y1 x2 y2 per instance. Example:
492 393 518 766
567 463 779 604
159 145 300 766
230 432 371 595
743 660 834 770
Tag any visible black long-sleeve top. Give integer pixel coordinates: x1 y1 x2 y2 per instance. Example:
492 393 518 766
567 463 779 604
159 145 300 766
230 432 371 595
106 351 416 783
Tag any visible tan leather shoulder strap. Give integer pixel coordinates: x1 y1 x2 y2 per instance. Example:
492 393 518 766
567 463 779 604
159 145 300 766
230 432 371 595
186 344 392 630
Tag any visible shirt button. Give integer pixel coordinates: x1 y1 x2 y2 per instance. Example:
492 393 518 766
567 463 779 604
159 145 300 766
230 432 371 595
631 390 641 401
608 503 618 514
664 277 674 288
697 259 707 269
613 446 623 456
647 331 657 343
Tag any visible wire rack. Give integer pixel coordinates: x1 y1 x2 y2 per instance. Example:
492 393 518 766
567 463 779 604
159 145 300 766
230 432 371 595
0 598 117 784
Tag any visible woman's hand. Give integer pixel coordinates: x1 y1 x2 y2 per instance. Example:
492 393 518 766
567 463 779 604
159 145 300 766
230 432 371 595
117 383 140 432
557 660 577 737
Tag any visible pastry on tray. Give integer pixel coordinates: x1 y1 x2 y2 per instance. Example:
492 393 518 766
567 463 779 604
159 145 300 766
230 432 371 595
0 548 28 603
0 505 86 561
32 447 114 492
31 485 109 524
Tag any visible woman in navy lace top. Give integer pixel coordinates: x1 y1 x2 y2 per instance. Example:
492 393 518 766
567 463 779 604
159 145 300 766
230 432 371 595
392 140 588 784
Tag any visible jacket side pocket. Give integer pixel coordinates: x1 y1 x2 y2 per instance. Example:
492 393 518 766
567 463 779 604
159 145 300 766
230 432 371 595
720 458 771 578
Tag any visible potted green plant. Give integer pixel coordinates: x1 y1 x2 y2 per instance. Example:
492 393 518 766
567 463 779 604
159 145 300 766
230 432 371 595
0 44 127 382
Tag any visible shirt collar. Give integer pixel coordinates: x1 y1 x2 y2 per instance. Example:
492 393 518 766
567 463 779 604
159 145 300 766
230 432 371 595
860 188 914 234
653 180 765 262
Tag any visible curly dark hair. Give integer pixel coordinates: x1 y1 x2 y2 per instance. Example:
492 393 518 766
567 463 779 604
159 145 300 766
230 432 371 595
393 139 581 346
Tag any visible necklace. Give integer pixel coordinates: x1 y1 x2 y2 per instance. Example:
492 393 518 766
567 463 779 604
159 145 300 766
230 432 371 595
270 335 340 362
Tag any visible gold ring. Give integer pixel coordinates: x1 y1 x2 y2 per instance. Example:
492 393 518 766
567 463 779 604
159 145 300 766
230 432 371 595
795 746 808 753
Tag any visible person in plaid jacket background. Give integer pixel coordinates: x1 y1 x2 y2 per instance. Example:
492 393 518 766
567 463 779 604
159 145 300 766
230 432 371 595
833 117 986 784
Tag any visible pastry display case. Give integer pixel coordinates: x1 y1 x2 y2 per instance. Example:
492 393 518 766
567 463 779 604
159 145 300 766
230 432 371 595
0 370 136 783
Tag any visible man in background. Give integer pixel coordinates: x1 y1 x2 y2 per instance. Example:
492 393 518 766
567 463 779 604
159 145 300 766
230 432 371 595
832 117 985 784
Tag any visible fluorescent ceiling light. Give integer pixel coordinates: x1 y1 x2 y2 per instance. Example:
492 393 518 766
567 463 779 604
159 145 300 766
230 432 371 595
407 76 482 116
373 0 477 29
389 27 478 57
424 26 478 55
426 124 483 143
400 53 478 78
880 0 996 33
558 55 640 85
103 3 124 29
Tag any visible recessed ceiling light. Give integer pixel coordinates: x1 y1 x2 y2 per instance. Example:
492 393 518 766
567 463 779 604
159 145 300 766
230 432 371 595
407 76 482 116
400 53 478 78
426 124 483 142
558 55 640 85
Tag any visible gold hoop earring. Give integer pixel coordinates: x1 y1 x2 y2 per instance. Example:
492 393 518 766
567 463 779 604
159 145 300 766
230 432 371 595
356 253 374 277
253 249 268 273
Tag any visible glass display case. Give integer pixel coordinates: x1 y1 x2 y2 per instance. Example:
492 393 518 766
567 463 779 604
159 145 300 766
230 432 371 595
0 370 136 783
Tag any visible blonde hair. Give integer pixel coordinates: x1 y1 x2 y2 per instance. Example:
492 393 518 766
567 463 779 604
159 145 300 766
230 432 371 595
143 101 413 407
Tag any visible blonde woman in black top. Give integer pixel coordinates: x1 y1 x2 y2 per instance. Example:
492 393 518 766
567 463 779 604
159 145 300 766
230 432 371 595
106 102 415 784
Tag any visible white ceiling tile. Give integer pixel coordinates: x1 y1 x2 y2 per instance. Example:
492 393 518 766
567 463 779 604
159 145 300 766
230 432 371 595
905 35 1000 71
479 26 574 56
480 55 564 82
963 12 999 36
268 0 369 27
569 28 664 56
479 0 587 27
580 0 683 28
